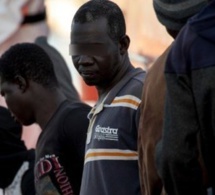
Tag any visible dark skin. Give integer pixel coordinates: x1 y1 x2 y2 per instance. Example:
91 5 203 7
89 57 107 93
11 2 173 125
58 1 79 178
0 75 66 129
71 17 132 101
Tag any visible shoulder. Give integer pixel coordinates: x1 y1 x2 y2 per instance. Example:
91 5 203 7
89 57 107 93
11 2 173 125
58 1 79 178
64 102 91 118
123 68 145 98
59 102 91 149
132 68 146 84
61 102 91 134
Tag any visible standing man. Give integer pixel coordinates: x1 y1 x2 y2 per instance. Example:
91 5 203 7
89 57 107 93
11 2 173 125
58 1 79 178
70 0 145 194
157 0 215 194
0 43 91 195
138 0 207 194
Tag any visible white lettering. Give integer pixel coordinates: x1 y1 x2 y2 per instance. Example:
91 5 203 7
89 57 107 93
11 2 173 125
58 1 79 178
95 125 118 134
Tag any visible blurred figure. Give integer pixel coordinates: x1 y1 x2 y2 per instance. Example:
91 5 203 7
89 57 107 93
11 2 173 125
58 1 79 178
138 0 207 194
0 106 35 195
0 0 48 56
35 36 80 102
156 0 215 194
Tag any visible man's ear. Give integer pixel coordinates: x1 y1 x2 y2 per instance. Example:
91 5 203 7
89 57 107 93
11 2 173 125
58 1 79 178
14 75 28 92
119 35 130 55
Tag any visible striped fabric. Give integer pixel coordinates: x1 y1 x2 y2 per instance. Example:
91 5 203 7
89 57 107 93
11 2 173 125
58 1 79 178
80 68 145 195
85 148 138 163
104 95 141 110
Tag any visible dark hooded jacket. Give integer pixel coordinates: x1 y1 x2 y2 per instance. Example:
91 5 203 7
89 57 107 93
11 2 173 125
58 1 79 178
156 1 215 195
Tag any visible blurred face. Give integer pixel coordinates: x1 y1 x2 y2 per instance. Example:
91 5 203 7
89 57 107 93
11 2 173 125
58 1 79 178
0 78 34 126
70 18 122 90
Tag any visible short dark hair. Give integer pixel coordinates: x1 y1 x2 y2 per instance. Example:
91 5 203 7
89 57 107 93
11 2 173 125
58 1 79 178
0 43 58 88
72 0 126 42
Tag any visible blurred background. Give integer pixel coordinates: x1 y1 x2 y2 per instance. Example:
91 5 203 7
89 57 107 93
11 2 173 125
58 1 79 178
0 0 173 149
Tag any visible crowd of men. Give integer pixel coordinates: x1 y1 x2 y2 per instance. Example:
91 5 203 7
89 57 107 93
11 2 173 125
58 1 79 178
0 0 214 194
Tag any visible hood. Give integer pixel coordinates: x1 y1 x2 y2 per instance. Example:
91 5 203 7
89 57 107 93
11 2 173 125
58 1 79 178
189 0 215 43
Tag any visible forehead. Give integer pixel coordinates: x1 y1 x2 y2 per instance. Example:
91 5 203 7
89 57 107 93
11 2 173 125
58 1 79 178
71 18 110 44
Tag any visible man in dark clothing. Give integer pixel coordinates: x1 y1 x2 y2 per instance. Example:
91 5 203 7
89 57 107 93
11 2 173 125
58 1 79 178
156 0 215 194
0 43 91 195
138 0 207 194
0 106 35 195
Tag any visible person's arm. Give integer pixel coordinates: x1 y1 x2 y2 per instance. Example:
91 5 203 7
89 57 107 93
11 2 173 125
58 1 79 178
62 104 90 194
156 31 206 195
159 73 204 195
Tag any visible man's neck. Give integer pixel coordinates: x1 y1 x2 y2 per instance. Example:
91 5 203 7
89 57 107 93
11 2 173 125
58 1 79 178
35 89 66 130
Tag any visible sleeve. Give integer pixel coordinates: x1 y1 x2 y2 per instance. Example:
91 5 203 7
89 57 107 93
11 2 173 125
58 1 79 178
61 105 90 194
159 74 205 195
156 33 206 195
63 106 90 158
